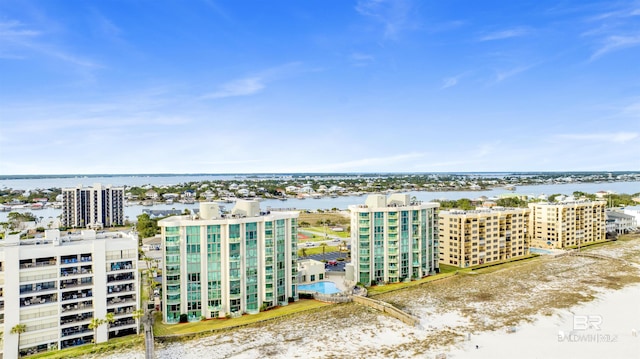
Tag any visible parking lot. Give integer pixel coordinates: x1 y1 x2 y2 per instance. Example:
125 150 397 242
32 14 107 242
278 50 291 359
299 251 350 272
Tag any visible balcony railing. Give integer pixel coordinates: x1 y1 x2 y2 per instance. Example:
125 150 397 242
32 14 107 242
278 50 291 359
20 260 57 269
21 294 57 307
61 300 92 313
61 327 91 338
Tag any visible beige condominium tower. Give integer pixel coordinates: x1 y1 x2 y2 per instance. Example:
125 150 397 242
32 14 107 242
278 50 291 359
528 200 606 249
438 207 530 268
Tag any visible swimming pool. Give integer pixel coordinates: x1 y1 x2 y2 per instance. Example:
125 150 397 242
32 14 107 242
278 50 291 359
298 281 341 294
530 247 554 255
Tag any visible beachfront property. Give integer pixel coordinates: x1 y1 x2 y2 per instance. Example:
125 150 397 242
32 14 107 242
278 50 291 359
62 183 125 229
605 210 636 234
0 229 139 357
622 205 640 229
528 200 606 249
347 194 439 286
438 207 530 268
158 201 299 323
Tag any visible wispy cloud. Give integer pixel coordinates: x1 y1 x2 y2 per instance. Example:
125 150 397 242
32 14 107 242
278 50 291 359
355 0 416 40
0 18 99 68
590 34 640 60
0 20 41 38
201 77 265 99
349 52 374 66
201 62 303 100
479 27 531 41
587 3 640 21
441 72 468 89
494 65 533 83
557 132 638 143
582 2 640 60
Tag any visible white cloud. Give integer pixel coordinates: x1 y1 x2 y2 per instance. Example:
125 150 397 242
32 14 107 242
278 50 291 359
201 77 265 99
0 20 40 38
494 65 533 83
349 52 374 66
557 132 638 143
0 18 99 68
479 27 530 41
201 62 304 100
355 0 416 40
441 72 468 89
591 34 640 60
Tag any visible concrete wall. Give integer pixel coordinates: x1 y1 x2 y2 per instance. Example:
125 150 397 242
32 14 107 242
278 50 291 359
352 296 419 326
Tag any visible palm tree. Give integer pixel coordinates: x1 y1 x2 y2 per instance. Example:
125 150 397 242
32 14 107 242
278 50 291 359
105 312 115 327
88 318 104 344
11 323 27 357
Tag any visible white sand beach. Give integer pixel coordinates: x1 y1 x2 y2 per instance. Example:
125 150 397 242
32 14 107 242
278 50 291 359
448 284 640 359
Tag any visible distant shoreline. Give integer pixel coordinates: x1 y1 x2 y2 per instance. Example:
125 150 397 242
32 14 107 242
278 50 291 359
2 170 640 181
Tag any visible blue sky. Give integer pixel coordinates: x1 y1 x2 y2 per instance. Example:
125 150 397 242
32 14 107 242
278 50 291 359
1 0 639 175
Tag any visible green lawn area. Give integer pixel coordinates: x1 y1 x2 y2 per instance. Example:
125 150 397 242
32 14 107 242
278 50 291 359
438 264 460 274
305 226 350 238
298 245 346 257
154 299 331 337
366 271 458 296
564 239 613 250
28 335 144 359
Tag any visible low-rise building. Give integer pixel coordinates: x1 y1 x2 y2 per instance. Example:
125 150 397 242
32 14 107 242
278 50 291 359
438 207 530 268
623 206 640 229
606 211 636 234
297 259 326 283
0 230 139 357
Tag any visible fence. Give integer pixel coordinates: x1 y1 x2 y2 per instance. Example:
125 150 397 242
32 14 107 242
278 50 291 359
352 296 420 326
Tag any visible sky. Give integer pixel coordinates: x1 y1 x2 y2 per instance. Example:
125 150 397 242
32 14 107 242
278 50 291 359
0 0 639 175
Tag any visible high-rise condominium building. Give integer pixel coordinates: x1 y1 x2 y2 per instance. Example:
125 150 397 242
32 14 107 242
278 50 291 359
438 207 530 268
348 194 439 286
158 201 298 324
62 183 125 229
0 230 139 357
528 200 606 249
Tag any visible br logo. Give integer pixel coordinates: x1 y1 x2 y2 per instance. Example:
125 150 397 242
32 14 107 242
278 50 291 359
573 315 602 331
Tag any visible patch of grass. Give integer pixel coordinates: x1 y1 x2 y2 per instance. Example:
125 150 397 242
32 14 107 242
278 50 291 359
305 226 350 238
298 245 341 256
565 239 612 250
154 299 331 337
298 212 350 226
28 335 143 359
366 272 458 296
438 264 460 274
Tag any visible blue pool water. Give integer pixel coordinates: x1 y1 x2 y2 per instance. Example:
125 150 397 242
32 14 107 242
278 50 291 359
530 247 554 255
298 281 341 294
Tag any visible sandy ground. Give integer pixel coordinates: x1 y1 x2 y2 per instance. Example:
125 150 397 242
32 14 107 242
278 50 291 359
94 237 640 359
